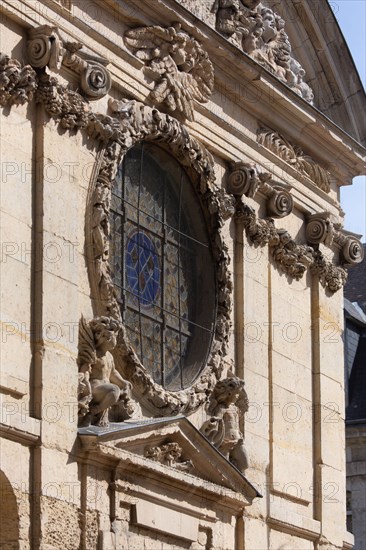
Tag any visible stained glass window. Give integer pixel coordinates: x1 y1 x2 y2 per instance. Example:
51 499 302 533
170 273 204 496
110 143 216 391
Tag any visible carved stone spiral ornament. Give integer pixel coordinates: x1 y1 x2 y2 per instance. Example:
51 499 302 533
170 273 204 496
342 238 364 265
226 164 256 196
81 63 111 99
27 25 111 100
306 217 330 245
267 188 293 218
28 37 51 68
27 26 64 70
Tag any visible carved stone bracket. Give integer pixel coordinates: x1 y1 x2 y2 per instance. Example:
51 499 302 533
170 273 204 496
200 375 249 473
124 23 214 121
226 161 294 218
84 99 232 417
306 213 364 266
27 25 111 99
0 53 37 107
257 127 331 193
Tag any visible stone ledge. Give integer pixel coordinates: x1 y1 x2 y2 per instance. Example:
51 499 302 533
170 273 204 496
268 503 321 541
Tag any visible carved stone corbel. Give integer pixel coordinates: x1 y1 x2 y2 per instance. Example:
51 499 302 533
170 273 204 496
333 229 364 266
306 213 364 266
226 161 293 218
27 25 111 99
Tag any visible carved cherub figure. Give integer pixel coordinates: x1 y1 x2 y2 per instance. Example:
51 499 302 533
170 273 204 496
124 23 214 121
201 375 249 473
77 316 134 426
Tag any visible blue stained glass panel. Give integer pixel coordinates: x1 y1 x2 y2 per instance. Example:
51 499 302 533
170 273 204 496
125 231 160 307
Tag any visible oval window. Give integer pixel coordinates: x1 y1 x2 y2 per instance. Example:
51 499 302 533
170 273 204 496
110 143 216 391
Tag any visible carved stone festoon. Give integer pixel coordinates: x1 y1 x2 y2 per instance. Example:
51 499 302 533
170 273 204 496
212 1 314 103
257 127 331 193
0 53 37 107
124 23 214 121
226 161 294 218
27 25 111 99
77 315 135 426
201 376 249 473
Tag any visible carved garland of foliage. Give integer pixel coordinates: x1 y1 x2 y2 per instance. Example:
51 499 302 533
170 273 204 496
0 54 37 107
234 200 348 292
85 100 232 417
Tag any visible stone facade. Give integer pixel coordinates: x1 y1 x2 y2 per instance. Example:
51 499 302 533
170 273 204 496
0 1 365 549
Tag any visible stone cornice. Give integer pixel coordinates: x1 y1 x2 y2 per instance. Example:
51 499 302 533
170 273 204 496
1 0 365 184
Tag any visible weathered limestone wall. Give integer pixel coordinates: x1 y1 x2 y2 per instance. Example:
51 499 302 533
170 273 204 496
1 1 364 549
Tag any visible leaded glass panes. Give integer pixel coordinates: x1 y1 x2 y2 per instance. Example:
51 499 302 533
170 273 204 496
110 142 216 391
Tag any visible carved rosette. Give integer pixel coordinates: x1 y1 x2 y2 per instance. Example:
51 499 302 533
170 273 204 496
0 54 37 107
257 127 331 193
27 25 112 100
226 162 293 218
85 100 232 416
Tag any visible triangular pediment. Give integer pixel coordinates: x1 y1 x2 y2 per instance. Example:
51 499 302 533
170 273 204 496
78 416 260 507
177 0 365 146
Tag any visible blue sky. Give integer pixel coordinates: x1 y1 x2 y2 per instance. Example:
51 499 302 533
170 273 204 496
335 0 366 241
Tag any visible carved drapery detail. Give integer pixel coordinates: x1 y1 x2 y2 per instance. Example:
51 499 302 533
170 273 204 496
27 25 111 99
226 161 293 218
124 23 214 121
257 127 331 193
0 54 37 107
212 1 314 103
77 315 136 426
84 99 232 416
144 442 193 471
201 375 249 473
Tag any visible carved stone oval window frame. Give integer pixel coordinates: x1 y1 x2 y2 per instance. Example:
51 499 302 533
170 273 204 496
85 102 232 417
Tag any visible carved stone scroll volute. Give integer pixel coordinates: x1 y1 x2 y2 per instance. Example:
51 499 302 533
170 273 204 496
226 161 293 218
27 25 112 100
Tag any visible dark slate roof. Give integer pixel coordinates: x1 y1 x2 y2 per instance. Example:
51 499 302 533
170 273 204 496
344 244 366 314
346 334 366 422
344 298 366 326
